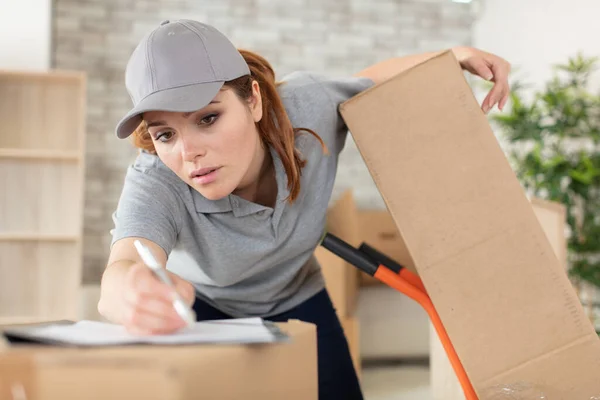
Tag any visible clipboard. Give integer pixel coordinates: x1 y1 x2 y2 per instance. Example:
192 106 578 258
1 318 289 347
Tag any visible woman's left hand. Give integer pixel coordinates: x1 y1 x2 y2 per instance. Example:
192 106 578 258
453 46 511 114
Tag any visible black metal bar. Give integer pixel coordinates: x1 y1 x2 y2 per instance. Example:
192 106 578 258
358 242 404 274
320 233 379 276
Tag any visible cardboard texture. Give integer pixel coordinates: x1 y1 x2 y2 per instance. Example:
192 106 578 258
430 197 570 399
358 209 417 286
315 190 360 317
0 320 317 400
339 51 600 398
359 197 567 286
530 197 568 270
0 350 36 400
340 316 361 379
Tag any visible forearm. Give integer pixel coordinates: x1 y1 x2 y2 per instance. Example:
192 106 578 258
354 47 466 85
98 259 137 322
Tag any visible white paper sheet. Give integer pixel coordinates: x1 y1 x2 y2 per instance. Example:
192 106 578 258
3 318 287 347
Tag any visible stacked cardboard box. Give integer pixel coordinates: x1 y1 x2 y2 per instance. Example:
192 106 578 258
0 320 317 400
356 206 418 287
314 190 362 378
318 189 431 363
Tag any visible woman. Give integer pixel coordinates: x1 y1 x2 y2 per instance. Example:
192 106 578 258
99 19 510 399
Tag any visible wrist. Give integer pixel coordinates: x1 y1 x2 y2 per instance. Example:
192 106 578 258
98 259 137 322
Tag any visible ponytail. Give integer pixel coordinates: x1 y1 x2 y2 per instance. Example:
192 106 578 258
232 49 326 203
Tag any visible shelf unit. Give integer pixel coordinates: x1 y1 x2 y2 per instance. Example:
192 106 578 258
0 148 81 162
0 68 86 323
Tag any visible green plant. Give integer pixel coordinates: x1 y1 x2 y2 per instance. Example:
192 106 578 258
489 53 600 290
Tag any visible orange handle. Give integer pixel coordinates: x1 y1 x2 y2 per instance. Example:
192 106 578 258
374 267 479 400
398 268 427 293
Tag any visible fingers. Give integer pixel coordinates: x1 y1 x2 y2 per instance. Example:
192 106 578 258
122 263 190 335
461 49 511 114
123 300 187 336
484 84 509 113
482 87 501 114
123 288 182 321
468 58 494 81
498 93 509 111
171 273 197 305
483 59 511 113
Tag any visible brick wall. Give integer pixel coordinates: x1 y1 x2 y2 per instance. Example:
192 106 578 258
52 0 476 283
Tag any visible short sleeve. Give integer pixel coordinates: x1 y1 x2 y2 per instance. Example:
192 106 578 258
110 161 183 256
315 75 375 109
310 73 375 154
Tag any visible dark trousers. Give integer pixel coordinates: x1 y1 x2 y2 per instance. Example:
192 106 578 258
192 289 364 400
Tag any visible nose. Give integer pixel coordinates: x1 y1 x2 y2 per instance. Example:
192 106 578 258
180 131 206 162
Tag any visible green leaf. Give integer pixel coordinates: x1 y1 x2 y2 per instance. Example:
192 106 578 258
496 53 600 292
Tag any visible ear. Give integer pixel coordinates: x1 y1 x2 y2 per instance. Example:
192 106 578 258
249 80 263 123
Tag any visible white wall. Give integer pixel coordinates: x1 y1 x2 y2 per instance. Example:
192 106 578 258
473 0 600 92
0 0 52 70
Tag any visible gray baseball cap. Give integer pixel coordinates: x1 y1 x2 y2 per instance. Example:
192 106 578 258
115 19 250 139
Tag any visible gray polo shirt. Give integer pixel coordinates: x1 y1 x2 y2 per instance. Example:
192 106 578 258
110 71 374 317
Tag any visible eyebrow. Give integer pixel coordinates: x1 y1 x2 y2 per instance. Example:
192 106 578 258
146 100 221 128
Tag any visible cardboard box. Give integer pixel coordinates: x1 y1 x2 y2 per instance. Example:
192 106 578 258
339 51 600 397
315 190 360 317
357 285 431 358
430 196 569 399
340 316 361 379
358 209 417 286
530 197 568 270
359 196 568 286
0 320 317 400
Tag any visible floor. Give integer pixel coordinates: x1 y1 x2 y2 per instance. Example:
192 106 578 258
361 366 432 400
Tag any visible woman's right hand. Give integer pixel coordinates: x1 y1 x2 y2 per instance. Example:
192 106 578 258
98 253 197 336
99 237 197 335
117 262 196 335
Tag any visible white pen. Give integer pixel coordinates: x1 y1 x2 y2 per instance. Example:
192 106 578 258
133 240 197 328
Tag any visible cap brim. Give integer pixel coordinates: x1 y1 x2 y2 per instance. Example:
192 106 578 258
115 81 225 139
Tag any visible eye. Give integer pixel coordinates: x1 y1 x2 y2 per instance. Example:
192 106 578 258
198 113 219 126
155 130 174 143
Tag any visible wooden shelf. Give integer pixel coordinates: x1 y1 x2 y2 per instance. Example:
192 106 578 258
0 234 80 242
0 68 86 82
0 68 85 325
0 148 81 162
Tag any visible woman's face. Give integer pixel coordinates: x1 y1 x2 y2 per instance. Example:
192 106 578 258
144 82 264 201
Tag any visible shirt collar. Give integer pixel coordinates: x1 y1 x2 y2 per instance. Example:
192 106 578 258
193 145 290 216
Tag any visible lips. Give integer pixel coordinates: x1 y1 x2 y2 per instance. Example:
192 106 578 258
189 166 221 179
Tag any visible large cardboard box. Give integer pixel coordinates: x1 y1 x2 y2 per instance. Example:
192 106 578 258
315 190 360 317
0 320 317 400
530 197 568 271
356 196 568 363
339 51 600 398
430 196 569 399
359 196 568 286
